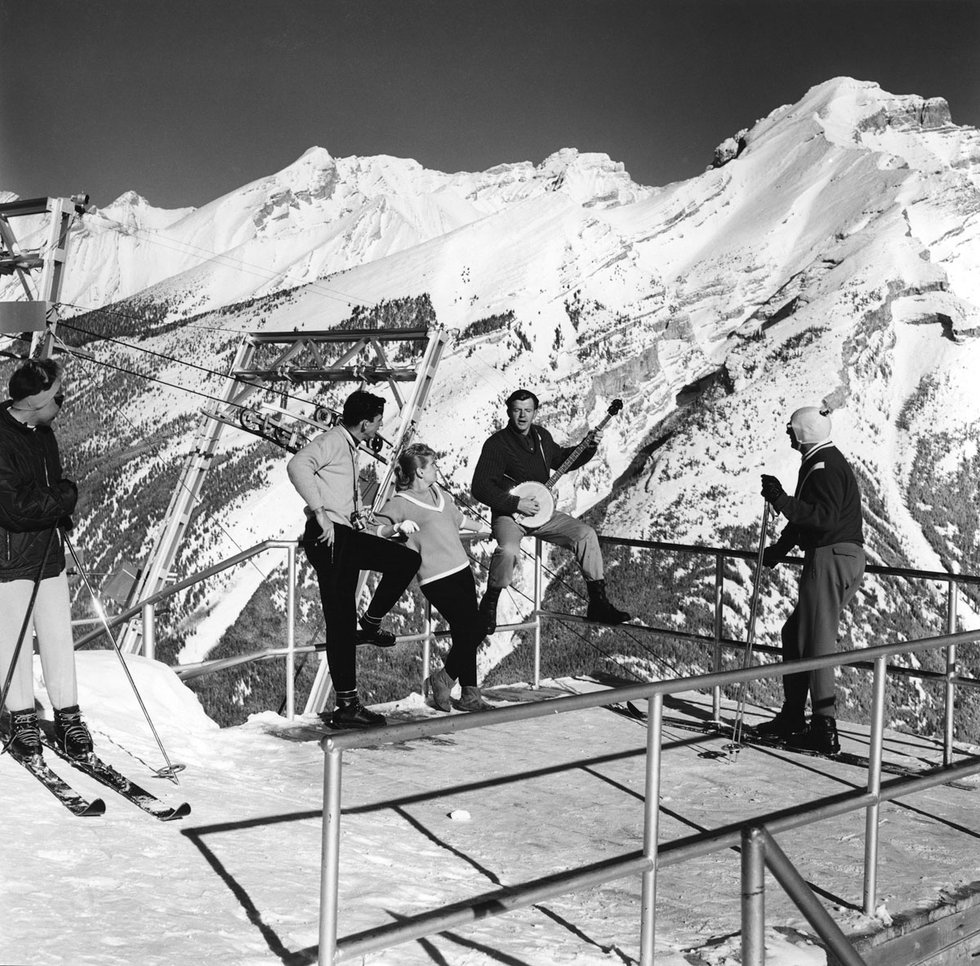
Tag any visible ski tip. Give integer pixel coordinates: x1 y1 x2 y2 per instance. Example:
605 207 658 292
80 798 108 817
157 801 192 821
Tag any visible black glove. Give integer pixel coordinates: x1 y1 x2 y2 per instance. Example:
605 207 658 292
762 546 781 569
760 474 786 506
59 515 74 532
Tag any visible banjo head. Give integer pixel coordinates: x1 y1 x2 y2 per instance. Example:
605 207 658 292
510 481 555 529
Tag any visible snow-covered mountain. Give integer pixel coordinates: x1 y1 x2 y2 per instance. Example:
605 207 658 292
3 77 978 726
3 146 650 317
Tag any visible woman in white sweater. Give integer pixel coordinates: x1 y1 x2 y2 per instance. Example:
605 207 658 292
375 444 490 712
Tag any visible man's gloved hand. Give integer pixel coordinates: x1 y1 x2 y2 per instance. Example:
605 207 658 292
760 474 786 506
395 520 420 537
762 546 781 569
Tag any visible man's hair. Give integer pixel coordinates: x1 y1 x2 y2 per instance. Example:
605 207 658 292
505 389 539 411
9 358 61 402
342 390 385 425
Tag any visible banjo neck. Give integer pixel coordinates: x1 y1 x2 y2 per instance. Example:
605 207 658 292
542 399 623 491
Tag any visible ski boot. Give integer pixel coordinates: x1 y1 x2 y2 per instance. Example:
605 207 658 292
751 706 806 742
355 615 397 647
323 696 387 730
54 705 94 759
787 715 840 757
585 579 631 624
4 708 43 760
477 587 501 637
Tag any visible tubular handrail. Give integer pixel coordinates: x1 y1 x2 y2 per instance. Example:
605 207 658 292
320 626 980 751
79 532 980 655
741 826 867 966
72 538 297 649
92 530 979 754
600 535 980 586
316 627 980 964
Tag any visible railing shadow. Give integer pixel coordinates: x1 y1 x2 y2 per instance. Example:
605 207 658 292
182 815 322 966
178 731 699 965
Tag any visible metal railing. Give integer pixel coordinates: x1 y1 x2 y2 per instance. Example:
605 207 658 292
598 535 980 767
74 531 980 961
74 539 303 718
741 825 866 966
119 533 980 757
316 627 980 965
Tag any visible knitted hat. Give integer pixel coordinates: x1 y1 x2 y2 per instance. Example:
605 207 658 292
789 407 831 445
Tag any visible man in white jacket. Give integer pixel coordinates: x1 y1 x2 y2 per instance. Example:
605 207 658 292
287 391 419 729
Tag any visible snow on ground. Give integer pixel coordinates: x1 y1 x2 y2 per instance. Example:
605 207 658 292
3 653 980 966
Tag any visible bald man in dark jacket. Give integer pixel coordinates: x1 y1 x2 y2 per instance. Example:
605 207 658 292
755 407 865 756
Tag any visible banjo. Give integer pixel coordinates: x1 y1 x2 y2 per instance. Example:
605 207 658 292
510 399 623 528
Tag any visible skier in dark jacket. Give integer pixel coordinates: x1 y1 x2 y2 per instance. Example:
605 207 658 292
754 406 866 756
0 358 93 761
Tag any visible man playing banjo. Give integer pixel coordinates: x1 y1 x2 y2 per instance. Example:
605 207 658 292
471 388 630 635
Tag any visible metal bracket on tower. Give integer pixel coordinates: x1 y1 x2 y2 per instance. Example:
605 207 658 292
0 195 90 360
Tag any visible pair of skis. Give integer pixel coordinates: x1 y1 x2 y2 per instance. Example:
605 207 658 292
8 743 190 820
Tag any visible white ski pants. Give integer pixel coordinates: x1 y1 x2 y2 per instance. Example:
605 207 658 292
0 570 77 712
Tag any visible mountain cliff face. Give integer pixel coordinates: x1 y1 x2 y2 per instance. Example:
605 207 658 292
3 77 978 728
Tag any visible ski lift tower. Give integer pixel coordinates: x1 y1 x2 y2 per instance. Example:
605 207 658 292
118 323 450 714
0 195 90 359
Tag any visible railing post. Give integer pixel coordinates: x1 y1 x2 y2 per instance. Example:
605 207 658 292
712 552 724 721
741 826 766 966
142 602 155 661
862 655 886 915
318 743 343 966
639 692 663 966
944 580 958 766
422 598 433 693
533 538 543 689
286 543 297 720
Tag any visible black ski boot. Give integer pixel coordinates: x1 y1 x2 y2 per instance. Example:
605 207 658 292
477 587 501 637
585 579 631 624
788 714 840 757
751 706 806 742
54 705 94 759
323 697 387 730
4 708 43 760
355 614 397 647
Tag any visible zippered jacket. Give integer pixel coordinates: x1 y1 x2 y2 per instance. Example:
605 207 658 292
0 402 77 581
471 422 596 518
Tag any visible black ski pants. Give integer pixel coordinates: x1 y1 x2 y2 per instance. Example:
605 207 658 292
302 520 420 693
420 566 482 687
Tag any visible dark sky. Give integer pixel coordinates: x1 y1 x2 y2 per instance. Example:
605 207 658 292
2 0 978 209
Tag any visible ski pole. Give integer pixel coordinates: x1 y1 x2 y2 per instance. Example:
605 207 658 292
728 499 772 757
0 528 57 747
63 533 182 785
